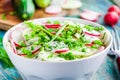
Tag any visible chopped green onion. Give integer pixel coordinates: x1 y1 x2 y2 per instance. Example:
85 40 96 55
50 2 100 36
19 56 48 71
49 24 68 43
81 48 86 52
53 20 60 24
58 52 75 60
94 40 103 45
48 53 54 58
21 48 32 56
31 46 34 50
47 20 52 23
18 41 27 47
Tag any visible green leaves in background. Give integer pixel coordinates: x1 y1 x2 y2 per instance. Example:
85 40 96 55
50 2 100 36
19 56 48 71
0 37 14 68
0 38 2 47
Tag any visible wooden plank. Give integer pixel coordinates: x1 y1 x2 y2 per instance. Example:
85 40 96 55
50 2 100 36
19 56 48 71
0 8 68 31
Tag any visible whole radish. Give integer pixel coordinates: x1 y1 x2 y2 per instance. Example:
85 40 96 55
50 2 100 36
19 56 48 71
108 5 120 15
104 12 119 27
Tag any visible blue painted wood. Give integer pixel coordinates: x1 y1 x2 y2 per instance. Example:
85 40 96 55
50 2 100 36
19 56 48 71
0 0 120 80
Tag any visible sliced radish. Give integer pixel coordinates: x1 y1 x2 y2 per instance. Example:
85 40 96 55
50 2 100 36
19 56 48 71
32 47 40 54
97 46 105 53
26 45 40 54
80 12 98 22
45 5 62 15
10 27 26 47
51 32 56 34
45 24 61 28
18 54 26 56
10 39 17 54
85 41 94 46
54 48 69 53
84 31 100 37
85 43 94 46
17 45 40 56
83 9 102 17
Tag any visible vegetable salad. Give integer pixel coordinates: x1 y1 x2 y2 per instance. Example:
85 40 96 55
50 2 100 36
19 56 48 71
9 20 105 61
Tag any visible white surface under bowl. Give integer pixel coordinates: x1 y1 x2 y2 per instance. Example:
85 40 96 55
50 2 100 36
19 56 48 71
3 17 112 80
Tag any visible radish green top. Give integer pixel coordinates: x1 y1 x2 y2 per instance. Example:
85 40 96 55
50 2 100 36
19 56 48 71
10 20 105 61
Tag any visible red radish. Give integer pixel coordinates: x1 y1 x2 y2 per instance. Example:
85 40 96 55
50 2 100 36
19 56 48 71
45 5 62 15
85 41 94 46
108 5 120 15
32 47 40 54
97 46 105 53
51 32 56 34
80 12 98 22
18 46 40 56
83 9 101 17
54 48 69 53
26 45 41 54
10 39 17 54
85 43 94 46
10 27 25 47
18 54 26 56
45 24 61 28
84 31 100 37
117 57 120 73
104 12 119 26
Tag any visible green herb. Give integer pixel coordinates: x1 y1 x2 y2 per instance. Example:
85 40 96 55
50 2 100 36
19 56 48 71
24 21 69 43
58 52 75 60
24 34 30 40
31 31 36 37
47 20 52 23
33 41 39 45
1 13 7 20
94 40 103 45
81 48 86 52
0 38 2 47
99 26 104 31
95 26 104 31
84 25 94 31
0 47 14 68
18 41 27 47
53 20 60 24
0 38 13 68
24 21 54 37
41 58 45 61
31 46 34 50
21 48 32 56
48 53 54 58
49 24 67 43
91 45 98 49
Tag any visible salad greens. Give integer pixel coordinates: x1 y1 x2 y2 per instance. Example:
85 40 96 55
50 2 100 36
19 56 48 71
10 20 105 61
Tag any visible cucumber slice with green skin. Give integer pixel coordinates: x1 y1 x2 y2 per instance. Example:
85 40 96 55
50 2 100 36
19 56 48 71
12 0 35 20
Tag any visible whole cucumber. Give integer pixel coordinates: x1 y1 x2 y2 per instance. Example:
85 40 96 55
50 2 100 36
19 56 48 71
12 0 35 20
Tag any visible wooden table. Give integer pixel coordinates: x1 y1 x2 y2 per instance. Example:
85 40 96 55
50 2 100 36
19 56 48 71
0 8 70 30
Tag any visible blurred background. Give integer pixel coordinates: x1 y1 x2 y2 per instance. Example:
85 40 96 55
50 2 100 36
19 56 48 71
0 0 119 30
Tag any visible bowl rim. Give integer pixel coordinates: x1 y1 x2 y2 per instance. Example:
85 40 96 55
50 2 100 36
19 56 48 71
3 17 113 63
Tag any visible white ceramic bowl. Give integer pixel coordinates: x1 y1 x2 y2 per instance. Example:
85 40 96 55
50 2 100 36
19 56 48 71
3 17 112 80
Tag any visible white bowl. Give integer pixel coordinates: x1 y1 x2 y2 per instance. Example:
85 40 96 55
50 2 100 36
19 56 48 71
3 17 112 80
